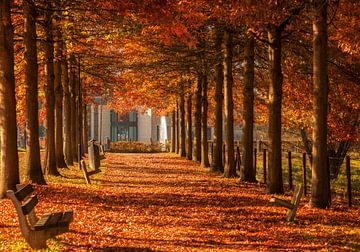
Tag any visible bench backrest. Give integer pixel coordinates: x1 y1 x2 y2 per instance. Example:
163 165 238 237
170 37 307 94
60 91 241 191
286 183 304 222
290 184 304 206
7 183 38 237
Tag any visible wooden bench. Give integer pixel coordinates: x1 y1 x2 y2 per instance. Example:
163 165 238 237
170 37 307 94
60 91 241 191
269 184 304 222
6 183 73 249
80 160 91 184
99 144 105 160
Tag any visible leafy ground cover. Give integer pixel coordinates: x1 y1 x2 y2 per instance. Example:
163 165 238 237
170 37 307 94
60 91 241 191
1 153 359 251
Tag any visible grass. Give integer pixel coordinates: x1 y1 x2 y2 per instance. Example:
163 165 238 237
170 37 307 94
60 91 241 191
252 151 360 201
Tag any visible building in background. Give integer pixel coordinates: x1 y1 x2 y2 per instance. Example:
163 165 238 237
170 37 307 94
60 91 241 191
88 101 171 145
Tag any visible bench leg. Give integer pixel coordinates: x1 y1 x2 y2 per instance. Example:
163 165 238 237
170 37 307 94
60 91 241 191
28 231 48 249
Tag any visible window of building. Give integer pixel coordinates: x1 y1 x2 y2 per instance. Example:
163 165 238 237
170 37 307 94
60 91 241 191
110 110 138 141
156 125 160 141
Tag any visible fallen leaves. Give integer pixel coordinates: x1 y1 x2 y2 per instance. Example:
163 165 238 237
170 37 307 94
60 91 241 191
0 153 359 251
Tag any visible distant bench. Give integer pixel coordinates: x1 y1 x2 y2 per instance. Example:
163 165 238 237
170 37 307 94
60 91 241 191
7 183 73 249
269 184 304 222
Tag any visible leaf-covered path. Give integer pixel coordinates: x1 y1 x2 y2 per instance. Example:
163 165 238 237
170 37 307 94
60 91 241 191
1 153 359 251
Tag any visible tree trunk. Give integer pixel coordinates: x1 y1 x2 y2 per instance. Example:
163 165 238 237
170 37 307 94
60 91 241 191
211 27 224 173
201 73 210 168
193 75 202 162
175 101 179 154
186 93 192 160
54 18 67 168
23 0 46 184
223 30 236 178
267 24 283 193
179 92 186 157
77 62 83 158
63 55 73 165
0 0 20 198
171 109 175 152
240 34 256 182
43 2 59 176
82 103 88 154
70 56 77 162
311 0 331 208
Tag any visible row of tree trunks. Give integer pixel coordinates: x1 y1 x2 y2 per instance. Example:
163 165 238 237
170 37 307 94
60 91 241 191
0 0 20 197
23 0 45 184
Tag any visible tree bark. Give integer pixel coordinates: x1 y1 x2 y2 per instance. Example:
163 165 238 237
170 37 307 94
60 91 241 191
0 0 20 198
77 61 83 157
54 15 67 168
267 24 284 193
201 73 210 168
82 103 88 154
62 55 73 165
240 34 256 182
179 92 186 157
211 27 224 173
311 0 331 208
43 2 59 176
193 75 202 162
23 0 46 184
175 101 179 154
70 56 77 162
223 30 236 178
186 93 192 160
171 109 175 152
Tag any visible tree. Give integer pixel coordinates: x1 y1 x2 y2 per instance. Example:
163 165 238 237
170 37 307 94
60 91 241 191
171 109 176 152
186 93 192 160
0 0 20 197
43 1 59 176
223 29 236 178
200 72 210 168
211 27 224 173
240 33 256 182
54 9 67 168
62 53 73 165
310 0 331 209
193 75 202 162
179 91 186 157
23 0 46 184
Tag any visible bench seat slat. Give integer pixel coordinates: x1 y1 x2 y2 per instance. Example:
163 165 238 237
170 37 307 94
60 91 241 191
15 184 34 202
270 197 294 209
21 195 38 215
46 212 64 228
58 211 74 227
33 213 52 231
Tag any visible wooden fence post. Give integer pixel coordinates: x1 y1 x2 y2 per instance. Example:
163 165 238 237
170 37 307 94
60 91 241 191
254 148 257 177
303 153 307 196
346 156 352 207
288 151 293 190
263 149 267 185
